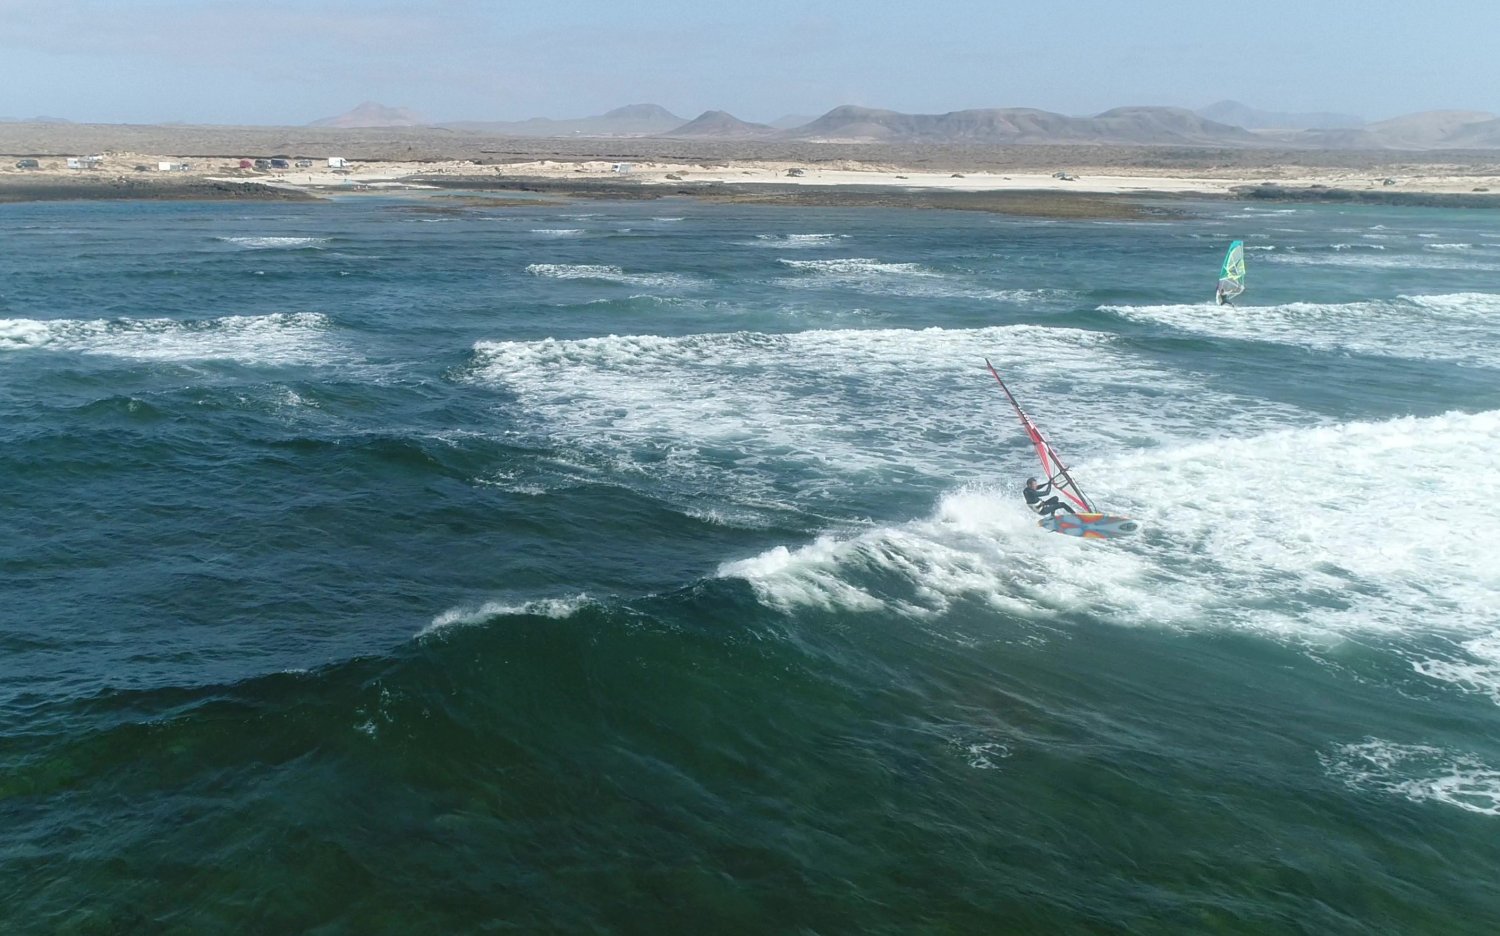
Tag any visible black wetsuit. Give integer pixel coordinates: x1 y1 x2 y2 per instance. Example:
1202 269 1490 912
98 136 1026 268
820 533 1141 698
1024 480 1076 518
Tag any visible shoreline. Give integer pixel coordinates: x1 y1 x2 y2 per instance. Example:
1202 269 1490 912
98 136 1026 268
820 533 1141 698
407 176 1188 219
0 175 314 204
3 147 1498 213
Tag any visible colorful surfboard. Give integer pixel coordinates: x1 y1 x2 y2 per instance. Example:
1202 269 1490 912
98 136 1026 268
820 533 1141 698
1038 512 1140 539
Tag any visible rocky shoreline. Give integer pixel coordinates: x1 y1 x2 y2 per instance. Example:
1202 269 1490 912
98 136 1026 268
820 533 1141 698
4 171 1499 216
0 176 314 203
403 175 1185 219
1234 182 1500 208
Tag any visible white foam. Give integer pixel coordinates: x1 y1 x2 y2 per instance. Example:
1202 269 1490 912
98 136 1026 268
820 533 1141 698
422 594 594 635
746 233 849 248
524 263 699 289
1412 635 1500 705
464 324 1302 522
217 235 329 249
272 386 318 409
1426 243 1475 251
1322 740 1500 816
717 484 1150 617
473 468 550 497
1266 251 1500 272
957 740 1013 770
1103 410 1500 638
718 408 1500 708
0 312 336 364
775 257 1062 302
526 263 622 279
680 504 777 529
0 319 53 349
779 257 937 277
529 228 584 236
1106 293 1500 369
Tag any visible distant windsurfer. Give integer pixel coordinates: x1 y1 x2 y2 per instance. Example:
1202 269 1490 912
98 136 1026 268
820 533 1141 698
1024 476 1076 518
1217 241 1245 306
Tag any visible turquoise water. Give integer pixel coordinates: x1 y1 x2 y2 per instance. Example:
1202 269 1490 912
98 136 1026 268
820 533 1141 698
2 193 1499 933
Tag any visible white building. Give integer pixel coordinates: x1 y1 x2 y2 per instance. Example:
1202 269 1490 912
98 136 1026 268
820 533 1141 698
611 162 633 174
327 157 348 168
158 161 184 172
66 156 102 169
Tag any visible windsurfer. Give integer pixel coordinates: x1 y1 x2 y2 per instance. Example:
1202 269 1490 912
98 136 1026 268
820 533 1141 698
1217 240 1245 305
1024 476 1076 518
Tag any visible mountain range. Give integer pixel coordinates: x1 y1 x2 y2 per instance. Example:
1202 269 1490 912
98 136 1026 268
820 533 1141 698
306 101 1500 149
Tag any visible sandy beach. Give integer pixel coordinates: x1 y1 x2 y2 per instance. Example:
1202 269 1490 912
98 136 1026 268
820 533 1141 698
3 137 1498 208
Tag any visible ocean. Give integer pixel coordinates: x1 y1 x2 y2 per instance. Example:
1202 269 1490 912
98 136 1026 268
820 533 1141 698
2 191 1499 934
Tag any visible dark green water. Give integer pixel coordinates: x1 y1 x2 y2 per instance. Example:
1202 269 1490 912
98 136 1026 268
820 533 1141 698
2 194 1498 933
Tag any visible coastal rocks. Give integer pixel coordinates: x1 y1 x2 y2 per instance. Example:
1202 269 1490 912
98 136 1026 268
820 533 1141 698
0 176 315 203
1234 182 1500 208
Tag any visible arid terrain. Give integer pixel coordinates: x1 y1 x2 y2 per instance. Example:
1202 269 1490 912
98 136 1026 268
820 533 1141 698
3 122 1498 214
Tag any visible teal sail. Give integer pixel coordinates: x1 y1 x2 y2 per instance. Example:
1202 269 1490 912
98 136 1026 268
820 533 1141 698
1217 240 1246 303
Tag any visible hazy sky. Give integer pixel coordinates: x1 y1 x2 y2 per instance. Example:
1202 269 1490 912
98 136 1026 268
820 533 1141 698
1 0 1495 125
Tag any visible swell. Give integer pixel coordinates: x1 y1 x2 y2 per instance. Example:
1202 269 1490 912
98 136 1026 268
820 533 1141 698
4 577 1496 933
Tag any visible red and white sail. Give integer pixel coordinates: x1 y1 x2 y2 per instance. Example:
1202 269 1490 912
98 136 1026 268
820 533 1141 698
984 359 1094 513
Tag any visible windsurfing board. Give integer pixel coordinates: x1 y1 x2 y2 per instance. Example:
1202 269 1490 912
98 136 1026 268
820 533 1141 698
1039 512 1139 539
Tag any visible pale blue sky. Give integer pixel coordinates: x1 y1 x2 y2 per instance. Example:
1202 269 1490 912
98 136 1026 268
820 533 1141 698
1 0 1495 125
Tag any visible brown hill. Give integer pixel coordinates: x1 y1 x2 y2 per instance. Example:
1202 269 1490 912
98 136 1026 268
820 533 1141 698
785 104 1257 146
310 102 428 129
443 104 684 138
1297 110 1500 150
1088 107 1258 145
1443 117 1500 149
1365 110 1498 148
665 110 777 138
788 106 1062 142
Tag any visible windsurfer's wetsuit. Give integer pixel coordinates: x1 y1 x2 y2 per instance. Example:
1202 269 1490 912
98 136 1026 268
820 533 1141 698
1024 479 1076 518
